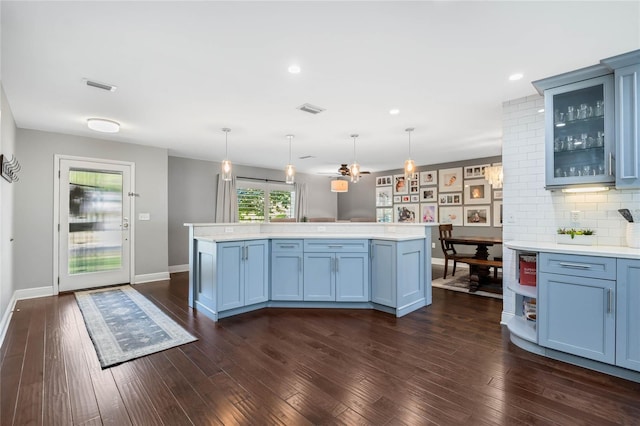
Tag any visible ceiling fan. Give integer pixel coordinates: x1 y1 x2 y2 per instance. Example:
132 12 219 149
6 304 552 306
337 163 370 177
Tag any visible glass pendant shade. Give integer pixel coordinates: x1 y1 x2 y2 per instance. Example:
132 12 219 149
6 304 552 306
285 164 295 184
221 159 232 181
331 180 348 192
285 134 295 184
221 128 232 181
404 159 416 181
404 127 415 181
350 162 360 183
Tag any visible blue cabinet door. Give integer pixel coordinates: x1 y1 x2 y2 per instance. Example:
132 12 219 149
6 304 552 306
195 240 216 311
271 252 303 300
336 252 369 302
303 253 335 301
396 239 425 309
371 240 396 307
539 272 615 363
245 240 269 306
614 64 640 189
217 242 244 312
616 259 640 372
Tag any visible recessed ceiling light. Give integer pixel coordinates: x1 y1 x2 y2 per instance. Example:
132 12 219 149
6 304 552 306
538 108 545 113
87 118 120 133
509 73 524 81
389 109 400 115
288 65 301 74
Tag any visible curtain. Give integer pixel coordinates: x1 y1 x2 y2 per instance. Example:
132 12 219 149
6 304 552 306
295 182 307 222
215 174 238 222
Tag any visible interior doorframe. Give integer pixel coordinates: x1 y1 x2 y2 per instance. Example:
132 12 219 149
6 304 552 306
53 154 136 295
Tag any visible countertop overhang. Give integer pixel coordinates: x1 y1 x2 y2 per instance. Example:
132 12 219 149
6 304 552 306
506 240 640 260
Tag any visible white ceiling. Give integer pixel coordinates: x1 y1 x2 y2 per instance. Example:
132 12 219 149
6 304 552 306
2 1 639 176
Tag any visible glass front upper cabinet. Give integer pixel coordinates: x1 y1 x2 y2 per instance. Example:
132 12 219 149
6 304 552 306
543 74 615 189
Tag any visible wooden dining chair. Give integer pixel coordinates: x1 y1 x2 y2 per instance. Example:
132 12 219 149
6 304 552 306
438 224 474 279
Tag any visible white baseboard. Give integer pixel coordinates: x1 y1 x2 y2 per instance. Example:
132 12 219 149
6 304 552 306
169 264 189 273
134 272 171 284
0 285 55 348
501 311 514 326
431 257 469 269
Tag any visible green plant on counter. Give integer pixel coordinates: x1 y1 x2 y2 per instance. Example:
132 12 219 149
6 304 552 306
557 227 595 239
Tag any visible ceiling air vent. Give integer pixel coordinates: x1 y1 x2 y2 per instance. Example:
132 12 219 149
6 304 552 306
297 103 325 115
83 78 117 92
299 155 315 160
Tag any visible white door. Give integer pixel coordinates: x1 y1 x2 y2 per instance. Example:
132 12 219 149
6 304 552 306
59 158 132 291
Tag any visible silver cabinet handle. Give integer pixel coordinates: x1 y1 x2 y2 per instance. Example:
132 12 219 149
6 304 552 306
280 245 295 249
298 256 302 272
558 262 591 269
607 289 613 313
609 152 614 176
328 245 343 249
335 257 339 272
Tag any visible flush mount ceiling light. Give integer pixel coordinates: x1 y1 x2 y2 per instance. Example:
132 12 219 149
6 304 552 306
509 73 524 81
285 134 295 184
404 127 416 181
87 118 120 133
221 128 232 181
288 64 301 74
389 109 400 115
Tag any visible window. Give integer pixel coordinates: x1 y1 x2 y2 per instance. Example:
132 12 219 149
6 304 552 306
237 180 295 222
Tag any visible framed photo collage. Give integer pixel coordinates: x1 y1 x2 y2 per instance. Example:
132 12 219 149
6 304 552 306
375 163 502 227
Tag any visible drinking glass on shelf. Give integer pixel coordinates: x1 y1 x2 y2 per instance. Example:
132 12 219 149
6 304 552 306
569 166 577 176
596 131 604 147
595 100 604 116
555 168 563 177
579 104 588 119
583 165 591 176
597 164 605 175
567 106 576 121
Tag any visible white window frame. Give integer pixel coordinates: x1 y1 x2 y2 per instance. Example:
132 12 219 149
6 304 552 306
236 179 295 223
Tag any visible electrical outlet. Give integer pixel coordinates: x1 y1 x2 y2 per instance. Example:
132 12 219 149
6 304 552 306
138 213 150 221
432 242 436 249
570 210 581 223
224 227 234 233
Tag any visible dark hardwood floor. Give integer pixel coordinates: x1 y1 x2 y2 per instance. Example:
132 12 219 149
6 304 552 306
2 267 640 425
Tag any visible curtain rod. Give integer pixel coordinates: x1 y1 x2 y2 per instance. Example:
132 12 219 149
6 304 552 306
237 176 288 184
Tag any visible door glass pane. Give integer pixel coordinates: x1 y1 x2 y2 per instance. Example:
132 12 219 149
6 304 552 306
68 169 123 274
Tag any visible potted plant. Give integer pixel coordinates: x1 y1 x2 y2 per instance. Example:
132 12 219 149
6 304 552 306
556 228 596 245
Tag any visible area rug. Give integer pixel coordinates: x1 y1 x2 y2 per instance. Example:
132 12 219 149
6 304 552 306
432 274 503 299
75 285 197 368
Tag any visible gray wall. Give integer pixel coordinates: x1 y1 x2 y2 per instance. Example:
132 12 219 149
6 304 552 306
15 129 169 290
168 156 337 267
338 155 503 260
1 85 17 319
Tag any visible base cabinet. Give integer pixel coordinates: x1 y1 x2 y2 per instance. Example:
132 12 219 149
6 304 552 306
616 259 640 371
271 240 303 301
371 239 424 309
217 240 269 312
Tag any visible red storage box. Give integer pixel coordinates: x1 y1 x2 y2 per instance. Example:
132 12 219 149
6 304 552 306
519 255 537 286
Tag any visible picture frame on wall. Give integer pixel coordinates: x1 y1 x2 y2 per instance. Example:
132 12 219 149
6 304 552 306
420 187 437 202
393 195 401 203
438 167 463 192
376 186 393 207
464 179 491 204
420 203 438 223
393 174 408 194
463 164 489 179
376 175 392 186
439 206 463 226
395 203 418 223
376 208 393 223
410 195 419 202
493 202 503 227
494 190 503 200
409 180 419 193
401 195 410 203
438 192 462 205
420 170 437 186
464 206 491 226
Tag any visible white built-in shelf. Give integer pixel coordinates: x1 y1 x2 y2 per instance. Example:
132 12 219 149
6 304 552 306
507 315 537 343
507 282 537 299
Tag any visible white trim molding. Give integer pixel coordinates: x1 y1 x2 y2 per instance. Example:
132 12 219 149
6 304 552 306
134 272 170 284
0 286 55 347
168 264 189 273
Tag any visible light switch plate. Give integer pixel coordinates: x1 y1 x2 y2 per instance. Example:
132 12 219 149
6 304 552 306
138 213 150 221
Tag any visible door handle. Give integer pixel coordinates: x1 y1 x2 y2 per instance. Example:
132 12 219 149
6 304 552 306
122 217 129 229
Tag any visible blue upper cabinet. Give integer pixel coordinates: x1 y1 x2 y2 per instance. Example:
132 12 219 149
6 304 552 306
601 51 640 189
540 73 616 190
616 259 640 372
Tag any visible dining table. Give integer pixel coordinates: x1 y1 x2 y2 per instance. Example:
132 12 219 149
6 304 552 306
442 235 503 291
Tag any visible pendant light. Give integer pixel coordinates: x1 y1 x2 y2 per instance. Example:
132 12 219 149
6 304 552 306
221 128 232 181
349 134 361 183
285 134 295 184
330 179 348 192
404 127 416 181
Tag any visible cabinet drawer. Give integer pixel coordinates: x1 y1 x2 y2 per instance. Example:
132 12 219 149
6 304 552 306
271 239 303 252
539 252 616 280
304 239 368 253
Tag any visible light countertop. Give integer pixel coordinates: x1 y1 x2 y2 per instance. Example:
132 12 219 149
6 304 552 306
195 233 427 242
506 240 640 260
